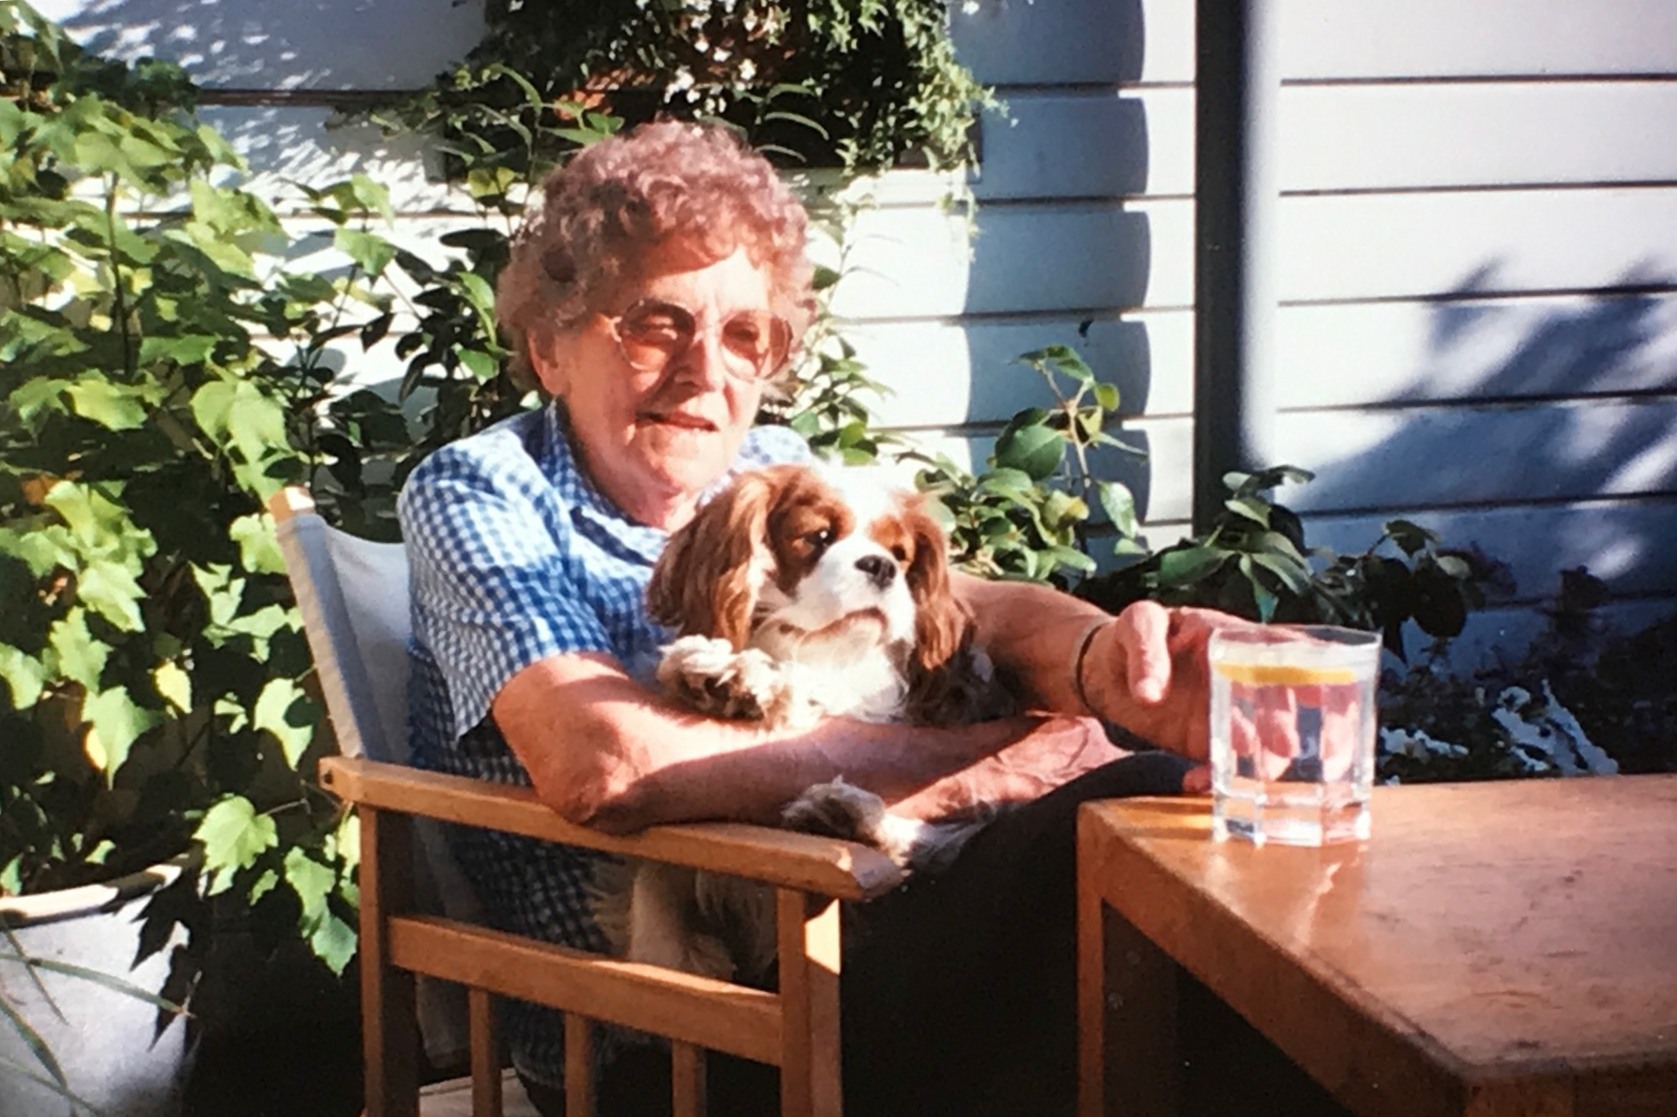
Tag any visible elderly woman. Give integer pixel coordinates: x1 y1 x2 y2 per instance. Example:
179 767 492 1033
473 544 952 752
399 120 1234 1117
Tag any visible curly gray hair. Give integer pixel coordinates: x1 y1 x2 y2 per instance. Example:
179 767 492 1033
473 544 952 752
496 120 816 387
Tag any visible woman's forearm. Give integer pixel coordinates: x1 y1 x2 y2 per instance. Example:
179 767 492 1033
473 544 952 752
491 650 1119 831
954 572 1112 714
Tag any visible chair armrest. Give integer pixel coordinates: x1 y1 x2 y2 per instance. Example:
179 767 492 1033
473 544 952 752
319 756 904 902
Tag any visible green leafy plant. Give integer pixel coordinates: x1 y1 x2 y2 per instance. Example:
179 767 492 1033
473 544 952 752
906 344 1144 583
0 0 360 1052
1079 466 1492 658
370 0 994 176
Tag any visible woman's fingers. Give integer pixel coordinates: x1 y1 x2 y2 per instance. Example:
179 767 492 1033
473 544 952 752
1111 600 1172 703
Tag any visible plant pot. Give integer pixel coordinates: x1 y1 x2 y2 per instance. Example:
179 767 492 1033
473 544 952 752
0 858 194 1117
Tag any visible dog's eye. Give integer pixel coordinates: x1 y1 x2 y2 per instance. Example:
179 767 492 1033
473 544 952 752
890 544 909 563
803 527 834 553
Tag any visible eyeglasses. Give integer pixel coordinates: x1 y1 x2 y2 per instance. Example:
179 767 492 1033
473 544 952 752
603 298 793 382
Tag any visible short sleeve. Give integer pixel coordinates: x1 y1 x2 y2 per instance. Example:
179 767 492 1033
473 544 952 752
398 436 609 738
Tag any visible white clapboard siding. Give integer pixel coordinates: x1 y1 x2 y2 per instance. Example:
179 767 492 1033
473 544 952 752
1271 293 1677 410
197 107 455 214
35 0 485 90
978 80 1677 204
54 0 1677 94
843 311 1193 428
833 186 1677 321
1278 82 1677 193
1129 0 1677 86
1304 499 1677 603
1271 398 1677 513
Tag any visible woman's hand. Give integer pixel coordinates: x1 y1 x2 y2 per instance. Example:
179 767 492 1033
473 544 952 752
1084 601 1263 770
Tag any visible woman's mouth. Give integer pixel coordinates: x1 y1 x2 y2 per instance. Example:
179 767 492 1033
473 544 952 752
644 411 717 432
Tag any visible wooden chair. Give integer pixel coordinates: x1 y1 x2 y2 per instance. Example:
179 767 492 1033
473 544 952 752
270 487 902 1117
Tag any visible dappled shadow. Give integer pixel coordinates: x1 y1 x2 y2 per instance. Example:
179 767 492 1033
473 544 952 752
43 0 480 90
1290 265 1677 647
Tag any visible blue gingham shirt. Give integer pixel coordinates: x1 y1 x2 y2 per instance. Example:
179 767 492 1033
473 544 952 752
397 401 808 1089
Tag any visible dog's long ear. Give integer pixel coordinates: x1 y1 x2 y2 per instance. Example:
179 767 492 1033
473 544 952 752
902 495 971 675
648 471 776 649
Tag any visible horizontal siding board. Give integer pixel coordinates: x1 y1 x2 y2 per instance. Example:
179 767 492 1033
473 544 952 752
951 0 1159 87
1139 0 1677 86
1080 294 1677 415
830 202 1180 318
1303 499 1677 601
980 81 1677 203
1273 187 1677 305
1274 0 1677 83
1273 292 1677 410
1272 398 1677 513
1279 82 1677 193
973 91 1157 200
834 188 1677 320
842 313 1192 428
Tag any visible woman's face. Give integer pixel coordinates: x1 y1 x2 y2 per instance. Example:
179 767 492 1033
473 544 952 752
531 242 779 530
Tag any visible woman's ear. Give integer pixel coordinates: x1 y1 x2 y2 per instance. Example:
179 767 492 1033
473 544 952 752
647 472 776 649
526 324 571 398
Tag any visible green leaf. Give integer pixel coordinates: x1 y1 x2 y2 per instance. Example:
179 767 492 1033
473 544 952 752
1156 545 1228 588
1093 382 1120 411
1224 496 1271 528
48 609 108 689
456 347 497 381
992 423 1063 481
284 847 335 924
195 796 279 880
191 378 289 466
64 379 149 429
153 660 192 714
0 644 47 710
334 227 397 277
1095 481 1138 536
137 334 218 366
308 912 358 976
229 512 285 575
252 676 317 766
75 557 146 631
1239 555 1280 622
81 686 162 777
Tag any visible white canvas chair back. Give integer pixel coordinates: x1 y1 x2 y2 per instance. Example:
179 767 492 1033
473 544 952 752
270 488 480 1068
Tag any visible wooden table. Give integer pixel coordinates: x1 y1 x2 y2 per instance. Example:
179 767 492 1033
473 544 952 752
1077 775 1677 1117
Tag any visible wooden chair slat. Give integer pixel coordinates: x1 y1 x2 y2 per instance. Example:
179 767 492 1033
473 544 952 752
469 988 502 1117
388 915 783 1064
361 809 421 1117
564 1013 596 1117
671 1041 707 1117
776 890 843 1117
320 758 902 901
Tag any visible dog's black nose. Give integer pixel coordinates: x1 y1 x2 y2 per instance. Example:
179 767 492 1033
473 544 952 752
855 553 896 589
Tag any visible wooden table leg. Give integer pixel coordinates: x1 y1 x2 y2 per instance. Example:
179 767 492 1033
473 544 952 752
1098 907 1184 1117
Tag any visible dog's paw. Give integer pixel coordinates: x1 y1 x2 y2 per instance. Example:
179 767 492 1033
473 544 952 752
658 636 781 720
782 778 889 842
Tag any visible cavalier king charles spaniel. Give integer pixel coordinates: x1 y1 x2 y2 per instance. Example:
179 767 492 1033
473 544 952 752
595 463 1016 982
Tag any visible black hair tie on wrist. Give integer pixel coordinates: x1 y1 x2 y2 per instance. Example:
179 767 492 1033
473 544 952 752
1072 618 1109 717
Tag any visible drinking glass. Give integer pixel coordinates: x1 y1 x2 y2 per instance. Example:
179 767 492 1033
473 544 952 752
1208 625 1382 846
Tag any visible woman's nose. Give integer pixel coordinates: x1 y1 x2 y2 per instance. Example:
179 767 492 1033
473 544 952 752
667 326 730 389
